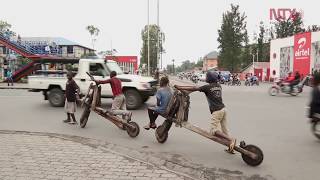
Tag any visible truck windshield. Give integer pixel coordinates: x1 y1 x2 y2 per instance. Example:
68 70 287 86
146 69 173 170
106 61 123 75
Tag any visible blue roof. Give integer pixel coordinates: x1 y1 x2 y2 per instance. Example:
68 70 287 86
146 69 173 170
21 37 93 50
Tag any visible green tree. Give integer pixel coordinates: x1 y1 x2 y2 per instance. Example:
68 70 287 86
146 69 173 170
86 25 100 50
217 4 248 72
272 12 304 38
0 20 15 37
140 24 165 73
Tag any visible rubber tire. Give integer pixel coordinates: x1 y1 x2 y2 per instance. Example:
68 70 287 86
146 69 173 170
142 96 150 103
126 121 140 138
125 89 143 110
48 88 65 107
155 125 169 144
269 87 278 96
80 105 91 128
241 144 264 167
312 121 320 140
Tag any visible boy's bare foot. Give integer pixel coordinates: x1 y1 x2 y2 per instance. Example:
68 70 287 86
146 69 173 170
226 139 236 154
69 121 77 125
143 123 157 130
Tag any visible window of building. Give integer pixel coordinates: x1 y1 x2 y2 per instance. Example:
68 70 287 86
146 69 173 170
67 46 74 54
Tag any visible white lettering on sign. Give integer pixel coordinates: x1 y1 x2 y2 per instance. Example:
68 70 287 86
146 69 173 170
295 36 310 59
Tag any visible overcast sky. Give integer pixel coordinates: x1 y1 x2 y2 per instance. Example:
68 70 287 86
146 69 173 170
1 0 318 67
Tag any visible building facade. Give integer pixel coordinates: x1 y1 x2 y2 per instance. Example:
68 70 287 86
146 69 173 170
203 51 218 71
105 56 138 74
270 31 320 78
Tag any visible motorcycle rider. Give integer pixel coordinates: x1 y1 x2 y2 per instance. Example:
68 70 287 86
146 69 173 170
289 71 301 92
309 72 320 118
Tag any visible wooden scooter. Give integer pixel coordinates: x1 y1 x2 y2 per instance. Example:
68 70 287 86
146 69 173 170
79 72 140 138
154 89 264 166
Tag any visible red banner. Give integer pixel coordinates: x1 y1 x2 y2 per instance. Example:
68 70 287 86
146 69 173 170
294 32 311 76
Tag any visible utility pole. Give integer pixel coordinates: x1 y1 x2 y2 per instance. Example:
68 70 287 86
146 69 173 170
147 0 150 76
172 59 175 75
157 0 160 69
252 53 255 74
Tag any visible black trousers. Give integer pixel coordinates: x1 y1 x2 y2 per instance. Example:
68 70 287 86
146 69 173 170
148 108 159 124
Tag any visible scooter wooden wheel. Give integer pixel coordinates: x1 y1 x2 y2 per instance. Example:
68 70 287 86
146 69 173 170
241 144 264 166
155 125 168 144
126 122 140 138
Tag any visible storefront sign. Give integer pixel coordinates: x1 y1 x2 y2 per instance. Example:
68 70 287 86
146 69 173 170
294 32 311 75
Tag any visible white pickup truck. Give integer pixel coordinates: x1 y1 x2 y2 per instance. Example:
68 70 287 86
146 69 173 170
28 58 157 109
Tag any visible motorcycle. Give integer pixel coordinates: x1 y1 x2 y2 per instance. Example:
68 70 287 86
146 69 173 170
232 77 241 86
191 75 199 84
245 77 259 86
269 76 310 96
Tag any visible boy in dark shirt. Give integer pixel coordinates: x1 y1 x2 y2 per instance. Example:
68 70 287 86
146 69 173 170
63 71 80 124
175 71 236 153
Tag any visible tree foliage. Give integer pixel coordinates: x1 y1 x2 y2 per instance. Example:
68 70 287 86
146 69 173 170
86 25 100 49
140 24 165 73
217 4 248 72
272 12 304 38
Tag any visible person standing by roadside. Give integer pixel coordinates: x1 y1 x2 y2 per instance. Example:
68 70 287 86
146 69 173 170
6 69 13 86
63 71 80 124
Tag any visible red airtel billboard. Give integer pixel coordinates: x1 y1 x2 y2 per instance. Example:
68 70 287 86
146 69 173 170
294 32 311 76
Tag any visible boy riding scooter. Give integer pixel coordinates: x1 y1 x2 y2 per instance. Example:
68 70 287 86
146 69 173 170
175 71 236 153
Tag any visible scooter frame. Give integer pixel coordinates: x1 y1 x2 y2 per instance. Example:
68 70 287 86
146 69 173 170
154 90 264 166
79 72 140 138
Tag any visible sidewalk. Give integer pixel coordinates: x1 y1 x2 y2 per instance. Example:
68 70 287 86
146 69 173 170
0 131 190 180
0 83 29 89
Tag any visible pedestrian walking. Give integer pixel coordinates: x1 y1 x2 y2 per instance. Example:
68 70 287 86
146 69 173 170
63 71 80 124
6 69 13 86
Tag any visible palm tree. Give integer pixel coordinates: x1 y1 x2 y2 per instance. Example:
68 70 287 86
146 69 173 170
86 25 100 50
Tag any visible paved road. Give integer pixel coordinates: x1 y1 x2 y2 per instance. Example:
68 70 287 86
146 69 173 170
0 79 318 180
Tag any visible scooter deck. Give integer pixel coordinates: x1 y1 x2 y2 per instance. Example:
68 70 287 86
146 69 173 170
181 122 257 159
93 107 135 130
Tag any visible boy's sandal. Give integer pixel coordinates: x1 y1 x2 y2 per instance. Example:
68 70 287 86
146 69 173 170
224 149 236 154
63 119 71 123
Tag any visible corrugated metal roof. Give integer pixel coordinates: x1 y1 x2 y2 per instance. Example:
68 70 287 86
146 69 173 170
21 37 93 50
204 51 218 59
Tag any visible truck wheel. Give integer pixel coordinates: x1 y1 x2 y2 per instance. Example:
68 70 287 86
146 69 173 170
48 88 65 107
125 89 142 110
142 96 150 103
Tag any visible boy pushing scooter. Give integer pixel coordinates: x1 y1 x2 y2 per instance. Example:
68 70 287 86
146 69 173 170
175 71 236 153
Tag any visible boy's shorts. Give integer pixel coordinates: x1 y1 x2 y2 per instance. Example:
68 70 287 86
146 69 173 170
210 108 229 136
